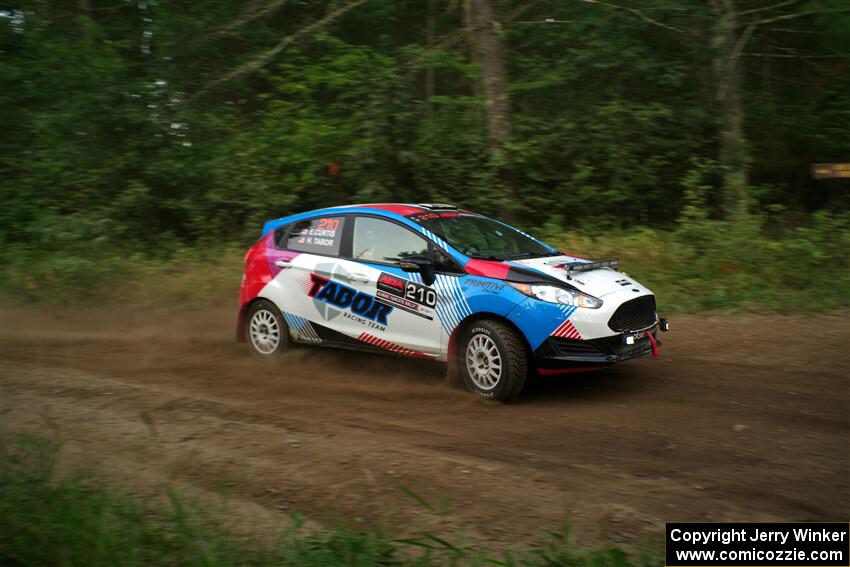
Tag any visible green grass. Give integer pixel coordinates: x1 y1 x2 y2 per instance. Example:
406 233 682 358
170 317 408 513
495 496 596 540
2 214 848 313
538 214 850 313
0 432 652 566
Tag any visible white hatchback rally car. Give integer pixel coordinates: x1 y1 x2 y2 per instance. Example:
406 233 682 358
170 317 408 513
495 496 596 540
238 203 668 401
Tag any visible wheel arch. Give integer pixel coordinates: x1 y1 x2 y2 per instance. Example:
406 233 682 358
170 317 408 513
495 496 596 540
236 296 282 342
448 312 533 367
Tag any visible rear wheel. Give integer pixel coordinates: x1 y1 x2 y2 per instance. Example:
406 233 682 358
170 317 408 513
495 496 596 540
245 300 288 359
459 320 527 402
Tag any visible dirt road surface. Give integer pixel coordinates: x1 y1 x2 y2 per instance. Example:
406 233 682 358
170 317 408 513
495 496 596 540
1 307 848 551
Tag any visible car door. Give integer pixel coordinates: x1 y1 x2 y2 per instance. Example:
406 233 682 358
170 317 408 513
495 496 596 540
343 215 443 356
262 214 355 344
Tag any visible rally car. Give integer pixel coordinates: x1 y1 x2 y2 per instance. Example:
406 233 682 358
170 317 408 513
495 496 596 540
238 203 668 401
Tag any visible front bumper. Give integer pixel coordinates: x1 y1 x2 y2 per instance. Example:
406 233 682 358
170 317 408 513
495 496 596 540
534 326 661 372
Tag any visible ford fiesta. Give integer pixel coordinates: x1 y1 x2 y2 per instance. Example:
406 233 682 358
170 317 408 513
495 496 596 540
238 203 668 401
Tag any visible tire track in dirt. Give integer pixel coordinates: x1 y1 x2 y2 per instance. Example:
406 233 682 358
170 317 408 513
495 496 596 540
0 308 847 549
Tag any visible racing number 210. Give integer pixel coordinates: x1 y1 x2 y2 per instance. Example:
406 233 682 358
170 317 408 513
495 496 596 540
405 283 437 308
317 218 340 233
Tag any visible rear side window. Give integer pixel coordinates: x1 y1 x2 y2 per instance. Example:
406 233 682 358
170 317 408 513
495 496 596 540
273 224 290 248
352 217 428 263
285 216 346 256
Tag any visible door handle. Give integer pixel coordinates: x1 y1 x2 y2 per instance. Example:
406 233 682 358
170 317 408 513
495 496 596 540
274 260 292 268
347 273 371 284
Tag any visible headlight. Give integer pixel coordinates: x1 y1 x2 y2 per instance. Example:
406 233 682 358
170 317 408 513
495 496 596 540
509 282 603 309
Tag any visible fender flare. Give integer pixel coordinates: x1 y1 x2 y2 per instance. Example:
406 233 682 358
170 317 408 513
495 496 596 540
447 312 532 377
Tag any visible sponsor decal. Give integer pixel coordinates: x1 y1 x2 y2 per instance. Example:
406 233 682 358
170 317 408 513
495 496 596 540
463 278 506 294
292 217 342 248
308 274 393 326
342 311 388 330
377 273 406 293
408 212 458 222
376 272 436 319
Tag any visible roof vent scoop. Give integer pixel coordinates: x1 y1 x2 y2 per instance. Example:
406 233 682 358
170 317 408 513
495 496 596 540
417 203 458 211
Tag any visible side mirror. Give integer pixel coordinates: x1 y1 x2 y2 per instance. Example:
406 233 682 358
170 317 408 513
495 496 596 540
398 256 436 286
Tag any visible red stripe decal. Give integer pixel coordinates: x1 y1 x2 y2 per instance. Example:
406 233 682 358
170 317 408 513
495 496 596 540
349 203 424 216
358 333 429 359
464 259 511 279
552 321 569 337
551 320 582 340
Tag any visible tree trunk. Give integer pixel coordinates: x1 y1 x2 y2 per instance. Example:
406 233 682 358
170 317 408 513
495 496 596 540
712 0 750 220
467 0 511 147
464 0 515 218
462 0 482 98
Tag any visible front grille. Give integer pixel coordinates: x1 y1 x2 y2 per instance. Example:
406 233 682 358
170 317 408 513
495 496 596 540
608 295 657 332
552 338 603 357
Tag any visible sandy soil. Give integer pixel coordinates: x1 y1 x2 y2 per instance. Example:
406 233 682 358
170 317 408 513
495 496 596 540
0 307 847 551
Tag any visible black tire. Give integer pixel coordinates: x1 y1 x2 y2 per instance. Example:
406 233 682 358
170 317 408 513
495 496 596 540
245 300 289 360
458 320 528 402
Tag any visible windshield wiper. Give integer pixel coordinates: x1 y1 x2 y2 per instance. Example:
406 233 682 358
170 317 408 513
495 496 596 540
468 253 509 261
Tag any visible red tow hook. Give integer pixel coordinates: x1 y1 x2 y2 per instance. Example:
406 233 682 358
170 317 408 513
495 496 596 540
644 330 659 358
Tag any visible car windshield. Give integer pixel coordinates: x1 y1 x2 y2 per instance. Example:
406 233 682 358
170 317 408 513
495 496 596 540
417 214 557 260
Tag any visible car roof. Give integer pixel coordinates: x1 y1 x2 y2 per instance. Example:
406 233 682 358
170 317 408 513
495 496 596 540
260 203 465 237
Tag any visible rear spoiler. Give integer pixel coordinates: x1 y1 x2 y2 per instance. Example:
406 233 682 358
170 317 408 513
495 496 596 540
560 259 620 280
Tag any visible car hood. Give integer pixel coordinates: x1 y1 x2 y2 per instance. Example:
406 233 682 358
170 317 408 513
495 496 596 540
510 255 645 298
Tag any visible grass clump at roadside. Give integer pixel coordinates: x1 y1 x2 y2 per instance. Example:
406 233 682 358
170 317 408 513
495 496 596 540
1 213 848 313
539 212 850 313
0 432 652 566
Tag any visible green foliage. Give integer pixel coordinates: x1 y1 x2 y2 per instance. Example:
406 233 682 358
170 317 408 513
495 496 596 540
542 213 850 313
3 215 848 314
0 432 648 566
257 34 417 207
1 0 848 312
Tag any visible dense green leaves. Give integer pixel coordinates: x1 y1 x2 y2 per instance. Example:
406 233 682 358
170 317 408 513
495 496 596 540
0 0 848 304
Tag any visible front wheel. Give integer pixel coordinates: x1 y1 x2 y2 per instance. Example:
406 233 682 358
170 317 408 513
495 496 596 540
245 300 288 360
459 320 528 402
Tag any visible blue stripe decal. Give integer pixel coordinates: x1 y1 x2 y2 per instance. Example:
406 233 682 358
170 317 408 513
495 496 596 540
282 312 321 343
557 305 577 319
433 276 454 328
404 273 472 334
418 227 450 251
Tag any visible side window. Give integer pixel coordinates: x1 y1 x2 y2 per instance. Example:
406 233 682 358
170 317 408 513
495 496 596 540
352 217 428 263
432 246 465 274
274 224 290 249
286 216 345 256
432 246 463 274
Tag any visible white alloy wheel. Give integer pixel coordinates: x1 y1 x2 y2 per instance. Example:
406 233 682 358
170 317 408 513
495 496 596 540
465 333 503 391
249 308 281 355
